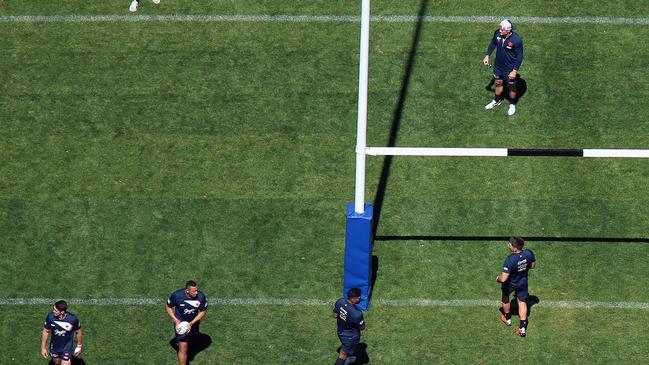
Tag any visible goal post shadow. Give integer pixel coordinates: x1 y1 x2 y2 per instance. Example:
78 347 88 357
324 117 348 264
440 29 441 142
343 0 429 311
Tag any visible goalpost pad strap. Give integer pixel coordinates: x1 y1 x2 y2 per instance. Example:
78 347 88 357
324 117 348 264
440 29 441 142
344 203 374 311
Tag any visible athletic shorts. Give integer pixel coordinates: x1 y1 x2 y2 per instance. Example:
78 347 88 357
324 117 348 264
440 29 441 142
51 342 73 361
493 68 517 85
502 284 528 300
338 334 360 355
175 321 200 342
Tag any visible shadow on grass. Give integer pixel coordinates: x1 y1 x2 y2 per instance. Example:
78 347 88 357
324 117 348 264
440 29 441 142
370 255 379 294
484 74 528 103
371 0 429 237
374 235 649 244
337 343 370 365
500 295 540 317
168 333 212 364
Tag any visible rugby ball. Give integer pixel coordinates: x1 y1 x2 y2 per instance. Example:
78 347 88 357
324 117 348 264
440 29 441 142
152 0 161 4
176 321 190 335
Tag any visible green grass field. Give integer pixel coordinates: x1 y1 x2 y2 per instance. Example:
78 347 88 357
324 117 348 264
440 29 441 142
2 1 649 364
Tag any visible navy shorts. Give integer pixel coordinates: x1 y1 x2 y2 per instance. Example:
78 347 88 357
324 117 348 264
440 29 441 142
493 68 517 86
338 335 360 355
502 284 528 300
175 322 200 342
51 342 73 361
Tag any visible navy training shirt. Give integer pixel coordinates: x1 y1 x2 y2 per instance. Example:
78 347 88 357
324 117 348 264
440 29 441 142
44 312 81 349
333 298 364 338
502 249 536 288
485 30 524 71
167 288 208 322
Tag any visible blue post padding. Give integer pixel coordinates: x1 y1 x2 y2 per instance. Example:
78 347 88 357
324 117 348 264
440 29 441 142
343 203 374 311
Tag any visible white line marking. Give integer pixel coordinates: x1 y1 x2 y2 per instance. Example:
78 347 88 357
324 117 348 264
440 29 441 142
0 15 648 25
1 298 648 309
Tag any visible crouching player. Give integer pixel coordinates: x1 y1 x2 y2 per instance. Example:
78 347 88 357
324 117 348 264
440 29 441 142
41 300 83 365
332 288 366 365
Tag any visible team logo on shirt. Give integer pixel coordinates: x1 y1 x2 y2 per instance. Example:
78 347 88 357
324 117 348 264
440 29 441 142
54 329 68 336
185 300 201 308
54 321 73 331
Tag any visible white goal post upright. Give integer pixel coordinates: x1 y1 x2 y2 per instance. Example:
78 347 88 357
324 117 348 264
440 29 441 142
343 0 374 311
354 0 371 214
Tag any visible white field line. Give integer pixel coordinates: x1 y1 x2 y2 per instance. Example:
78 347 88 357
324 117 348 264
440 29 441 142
1 298 648 309
0 15 648 25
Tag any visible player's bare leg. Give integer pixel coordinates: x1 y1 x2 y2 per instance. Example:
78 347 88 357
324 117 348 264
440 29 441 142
335 350 348 365
500 295 512 326
508 88 517 101
516 298 528 337
518 299 528 321
178 341 189 365
494 79 505 99
485 79 505 110
507 81 518 116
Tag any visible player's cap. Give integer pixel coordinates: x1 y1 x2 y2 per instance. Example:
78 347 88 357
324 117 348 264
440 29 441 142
499 19 513 31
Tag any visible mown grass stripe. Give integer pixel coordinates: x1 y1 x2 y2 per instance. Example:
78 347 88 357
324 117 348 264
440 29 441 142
2 298 648 309
0 15 648 25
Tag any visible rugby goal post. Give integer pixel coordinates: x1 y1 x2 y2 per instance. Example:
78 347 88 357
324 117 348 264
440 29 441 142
343 0 649 311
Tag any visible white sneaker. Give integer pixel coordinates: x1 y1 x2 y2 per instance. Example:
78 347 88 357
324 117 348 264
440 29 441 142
129 0 139 12
152 0 160 4
485 100 502 110
508 104 516 116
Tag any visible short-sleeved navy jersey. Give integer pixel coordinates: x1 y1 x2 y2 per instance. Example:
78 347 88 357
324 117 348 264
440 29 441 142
44 312 81 349
167 288 208 322
485 30 524 71
502 249 536 288
333 298 364 338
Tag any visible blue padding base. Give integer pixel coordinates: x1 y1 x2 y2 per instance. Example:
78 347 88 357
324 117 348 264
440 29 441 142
343 203 374 311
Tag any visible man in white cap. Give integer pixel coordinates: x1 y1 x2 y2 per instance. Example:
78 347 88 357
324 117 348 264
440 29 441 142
483 19 524 116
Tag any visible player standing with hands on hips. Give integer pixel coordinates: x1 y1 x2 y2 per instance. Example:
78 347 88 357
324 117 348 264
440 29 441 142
483 19 524 116
496 237 536 337
41 300 84 365
167 280 208 365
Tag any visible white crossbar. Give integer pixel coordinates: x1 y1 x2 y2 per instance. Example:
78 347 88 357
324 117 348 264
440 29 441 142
583 149 649 158
365 147 649 158
366 147 508 156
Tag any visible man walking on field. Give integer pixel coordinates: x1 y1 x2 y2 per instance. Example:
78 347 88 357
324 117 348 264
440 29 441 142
483 19 524 116
496 237 536 337
167 280 208 365
332 288 366 365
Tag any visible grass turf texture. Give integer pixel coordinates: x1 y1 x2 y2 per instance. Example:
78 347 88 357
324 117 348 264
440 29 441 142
2 1 649 364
